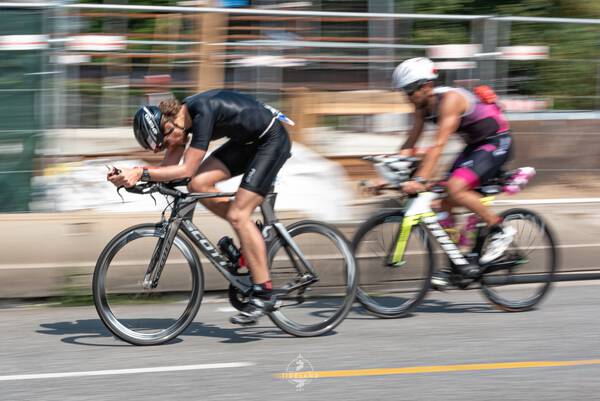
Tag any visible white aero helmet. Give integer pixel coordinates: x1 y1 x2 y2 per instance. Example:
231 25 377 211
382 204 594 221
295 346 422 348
392 57 438 91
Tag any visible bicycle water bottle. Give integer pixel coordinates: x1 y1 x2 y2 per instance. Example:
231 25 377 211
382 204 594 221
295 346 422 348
217 236 241 270
437 211 459 244
458 214 479 253
504 167 536 195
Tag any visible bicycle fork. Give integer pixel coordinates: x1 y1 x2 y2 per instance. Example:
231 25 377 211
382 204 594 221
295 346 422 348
389 192 471 267
143 219 182 289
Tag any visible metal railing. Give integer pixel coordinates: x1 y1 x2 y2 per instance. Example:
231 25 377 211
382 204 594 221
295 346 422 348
0 2 599 212
0 3 597 128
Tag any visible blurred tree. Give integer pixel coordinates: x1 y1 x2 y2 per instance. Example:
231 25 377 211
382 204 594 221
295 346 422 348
399 0 600 109
76 0 598 109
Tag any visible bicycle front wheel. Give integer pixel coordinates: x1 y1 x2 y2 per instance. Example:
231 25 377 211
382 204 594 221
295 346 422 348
352 210 434 318
267 220 357 337
480 209 557 312
93 224 204 345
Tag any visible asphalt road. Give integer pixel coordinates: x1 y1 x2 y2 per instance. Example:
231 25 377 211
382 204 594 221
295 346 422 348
1 280 600 401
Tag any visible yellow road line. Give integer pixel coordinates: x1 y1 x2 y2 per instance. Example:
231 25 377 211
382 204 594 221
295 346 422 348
275 359 600 380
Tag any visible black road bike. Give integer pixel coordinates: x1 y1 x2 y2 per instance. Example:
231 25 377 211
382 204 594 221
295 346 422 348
93 179 357 345
352 156 557 318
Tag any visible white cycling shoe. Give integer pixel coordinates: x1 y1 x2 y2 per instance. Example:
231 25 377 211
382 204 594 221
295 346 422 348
479 225 517 264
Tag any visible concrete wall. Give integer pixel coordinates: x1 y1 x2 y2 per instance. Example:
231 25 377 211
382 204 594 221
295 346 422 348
1 118 598 299
0 210 306 298
508 119 600 183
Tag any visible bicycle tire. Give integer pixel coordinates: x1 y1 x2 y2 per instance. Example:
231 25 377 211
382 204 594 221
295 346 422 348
93 223 204 345
351 210 434 318
480 208 557 312
267 220 357 337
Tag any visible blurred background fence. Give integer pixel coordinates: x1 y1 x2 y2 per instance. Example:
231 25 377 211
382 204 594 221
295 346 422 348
1 1 599 212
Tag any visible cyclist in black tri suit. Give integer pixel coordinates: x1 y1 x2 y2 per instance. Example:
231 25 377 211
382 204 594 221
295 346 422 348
392 58 516 287
107 89 293 324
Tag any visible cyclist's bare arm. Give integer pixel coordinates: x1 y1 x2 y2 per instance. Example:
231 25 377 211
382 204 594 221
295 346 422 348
160 144 186 167
415 92 464 180
144 146 206 182
362 108 426 192
399 107 425 156
108 145 205 187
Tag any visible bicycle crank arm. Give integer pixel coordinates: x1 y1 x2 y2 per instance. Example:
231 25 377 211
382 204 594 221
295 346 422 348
280 274 319 294
481 259 522 274
277 297 306 308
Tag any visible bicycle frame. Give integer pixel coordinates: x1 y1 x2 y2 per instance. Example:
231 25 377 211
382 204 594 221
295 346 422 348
389 192 495 267
143 189 318 295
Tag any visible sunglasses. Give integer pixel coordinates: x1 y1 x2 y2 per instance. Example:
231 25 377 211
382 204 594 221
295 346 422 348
402 82 424 96
401 79 431 96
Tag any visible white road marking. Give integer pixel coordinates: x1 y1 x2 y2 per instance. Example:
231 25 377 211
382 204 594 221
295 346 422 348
0 362 255 382
217 306 239 312
493 198 600 205
557 243 600 249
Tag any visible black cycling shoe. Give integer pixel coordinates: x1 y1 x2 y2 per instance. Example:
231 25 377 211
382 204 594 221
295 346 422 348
230 289 280 325
431 270 451 291
455 264 482 278
431 264 482 291
230 305 266 325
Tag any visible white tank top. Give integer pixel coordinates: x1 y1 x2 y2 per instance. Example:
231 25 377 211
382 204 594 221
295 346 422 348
432 86 477 118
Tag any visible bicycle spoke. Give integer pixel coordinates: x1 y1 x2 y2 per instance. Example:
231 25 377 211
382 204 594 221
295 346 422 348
481 209 556 312
268 221 356 337
93 225 203 345
352 211 433 318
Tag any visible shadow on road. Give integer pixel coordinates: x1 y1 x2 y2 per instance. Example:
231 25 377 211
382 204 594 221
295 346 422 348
416 298 498 314
36 319 290 346
343 305 405 320
344 297 499 319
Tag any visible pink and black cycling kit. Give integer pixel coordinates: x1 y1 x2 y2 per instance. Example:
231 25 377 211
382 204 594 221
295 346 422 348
426 87 513 189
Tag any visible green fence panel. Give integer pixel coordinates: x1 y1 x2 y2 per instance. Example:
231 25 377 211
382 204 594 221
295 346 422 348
0 8 46 212
0 132 39 212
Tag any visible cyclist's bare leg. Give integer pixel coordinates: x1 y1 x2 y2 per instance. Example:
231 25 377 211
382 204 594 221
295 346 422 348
188 156 232 219
446 176 500 226
226 188 270 284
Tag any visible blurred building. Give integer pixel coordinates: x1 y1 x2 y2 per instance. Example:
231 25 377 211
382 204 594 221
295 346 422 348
0 1 599 212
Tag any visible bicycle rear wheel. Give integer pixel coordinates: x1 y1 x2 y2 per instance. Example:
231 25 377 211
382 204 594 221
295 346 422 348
267 220 357 337
93 224 204 345
351 210 434 318
480 209 557 311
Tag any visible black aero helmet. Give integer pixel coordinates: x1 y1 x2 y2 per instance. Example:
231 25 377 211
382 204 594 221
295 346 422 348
133 105 163 151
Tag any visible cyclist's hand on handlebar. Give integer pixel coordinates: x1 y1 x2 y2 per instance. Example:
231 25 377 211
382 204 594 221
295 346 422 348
402 180 426 195
398 148 414 158
398 148 428 159
107 167 143 188
359 178 387 196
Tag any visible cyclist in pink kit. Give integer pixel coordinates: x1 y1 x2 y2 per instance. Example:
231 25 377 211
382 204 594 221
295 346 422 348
392 58 516 286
